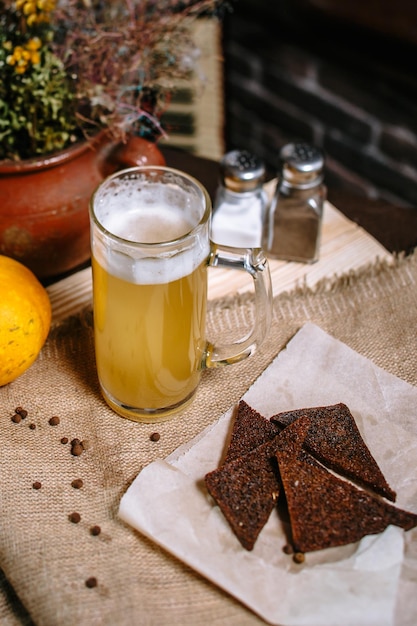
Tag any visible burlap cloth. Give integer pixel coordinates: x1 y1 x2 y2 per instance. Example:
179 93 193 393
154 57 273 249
1 251 417 626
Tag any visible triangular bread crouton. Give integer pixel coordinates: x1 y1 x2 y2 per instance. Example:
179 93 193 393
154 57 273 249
205 437 281 551
275 416 417 553
222 400 281 465
271 403 397 502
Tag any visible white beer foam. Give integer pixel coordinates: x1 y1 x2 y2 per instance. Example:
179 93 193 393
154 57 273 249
105 205 193 243
94 187 209 285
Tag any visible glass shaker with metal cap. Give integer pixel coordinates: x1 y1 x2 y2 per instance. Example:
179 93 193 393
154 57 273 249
211 150 268 248
263 142 326 263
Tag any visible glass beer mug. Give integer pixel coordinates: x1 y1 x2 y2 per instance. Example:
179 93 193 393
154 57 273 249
89 166 272 422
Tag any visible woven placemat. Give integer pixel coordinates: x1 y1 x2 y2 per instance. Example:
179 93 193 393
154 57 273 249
1 252 417 626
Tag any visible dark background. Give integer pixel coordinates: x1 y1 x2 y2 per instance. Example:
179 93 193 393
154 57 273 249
222 0 417 208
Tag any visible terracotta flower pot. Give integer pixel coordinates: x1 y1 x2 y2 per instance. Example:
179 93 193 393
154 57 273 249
0 133 165 280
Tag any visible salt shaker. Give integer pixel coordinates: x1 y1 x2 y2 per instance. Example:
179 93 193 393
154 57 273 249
211 150 268 248
263 142 326 263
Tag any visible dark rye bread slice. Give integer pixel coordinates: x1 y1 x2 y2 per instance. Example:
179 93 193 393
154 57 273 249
271 403 397 502
275 417 417 553
205 437 281 550
222 400 281 465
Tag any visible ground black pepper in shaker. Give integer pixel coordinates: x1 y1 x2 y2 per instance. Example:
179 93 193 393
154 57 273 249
211 150 267 248
263 143 326 263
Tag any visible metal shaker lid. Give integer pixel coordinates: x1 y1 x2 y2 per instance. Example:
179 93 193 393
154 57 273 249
220 150 265 192
279 142 324 189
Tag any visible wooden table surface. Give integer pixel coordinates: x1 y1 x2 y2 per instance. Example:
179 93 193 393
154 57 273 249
44 147 417 321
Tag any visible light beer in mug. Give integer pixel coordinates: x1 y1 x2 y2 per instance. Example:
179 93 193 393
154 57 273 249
92 197 210 419
90 166 273 422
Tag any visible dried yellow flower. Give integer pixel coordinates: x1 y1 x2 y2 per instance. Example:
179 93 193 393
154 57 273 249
27 37 42 51
6 39 43 73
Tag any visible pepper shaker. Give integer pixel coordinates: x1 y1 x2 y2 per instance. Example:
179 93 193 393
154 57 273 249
263 142 326 263
211 150 268 248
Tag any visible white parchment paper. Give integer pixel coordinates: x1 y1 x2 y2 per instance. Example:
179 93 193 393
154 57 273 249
119 323 417 626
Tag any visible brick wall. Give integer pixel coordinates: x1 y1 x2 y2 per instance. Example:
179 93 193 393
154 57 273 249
223 1 417 207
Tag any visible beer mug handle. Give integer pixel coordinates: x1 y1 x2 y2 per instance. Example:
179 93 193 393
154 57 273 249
204 245 273 368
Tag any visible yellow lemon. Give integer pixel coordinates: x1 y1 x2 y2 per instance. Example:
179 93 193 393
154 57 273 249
0 255 51 386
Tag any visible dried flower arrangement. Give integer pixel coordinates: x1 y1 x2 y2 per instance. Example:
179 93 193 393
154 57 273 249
0 0 226 161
